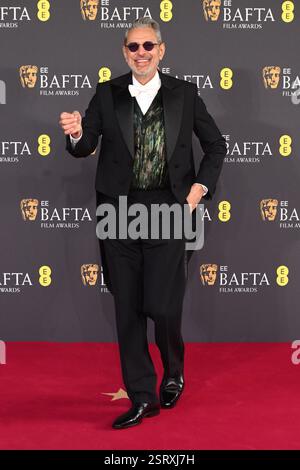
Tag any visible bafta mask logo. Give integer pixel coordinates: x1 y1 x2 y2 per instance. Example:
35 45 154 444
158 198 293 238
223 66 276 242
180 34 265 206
203 0 221 22
19 65 38 88
20 199 39 221
200 264 218 285
262 66 281 89
80 0 99 21
260 199 278 221
81 264 99 286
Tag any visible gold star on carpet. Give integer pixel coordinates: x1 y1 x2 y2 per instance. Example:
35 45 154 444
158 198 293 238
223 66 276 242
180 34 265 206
101 388 129 401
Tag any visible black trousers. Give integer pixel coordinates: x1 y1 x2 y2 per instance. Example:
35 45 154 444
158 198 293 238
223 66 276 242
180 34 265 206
96 188 188 404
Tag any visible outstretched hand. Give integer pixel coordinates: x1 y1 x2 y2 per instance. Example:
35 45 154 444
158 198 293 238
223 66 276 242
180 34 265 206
59 111 82 138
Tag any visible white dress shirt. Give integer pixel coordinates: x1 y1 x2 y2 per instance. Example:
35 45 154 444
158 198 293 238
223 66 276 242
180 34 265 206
70 71 208 196
128 70 161 115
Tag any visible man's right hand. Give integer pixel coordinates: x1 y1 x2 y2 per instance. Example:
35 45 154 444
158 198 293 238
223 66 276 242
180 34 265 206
59 111 82 138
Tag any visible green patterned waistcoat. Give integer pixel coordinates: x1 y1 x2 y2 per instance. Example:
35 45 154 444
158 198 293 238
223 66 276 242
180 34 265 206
130 89 170 190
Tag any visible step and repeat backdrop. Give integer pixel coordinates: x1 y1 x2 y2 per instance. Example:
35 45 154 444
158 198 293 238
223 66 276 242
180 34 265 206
0 0 299 341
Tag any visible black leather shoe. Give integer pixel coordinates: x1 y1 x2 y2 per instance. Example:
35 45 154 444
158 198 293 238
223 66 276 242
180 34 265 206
159 373 184 408
112 402 160 429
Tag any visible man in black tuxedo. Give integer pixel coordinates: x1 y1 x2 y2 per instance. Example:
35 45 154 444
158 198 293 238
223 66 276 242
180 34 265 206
59 17 226 429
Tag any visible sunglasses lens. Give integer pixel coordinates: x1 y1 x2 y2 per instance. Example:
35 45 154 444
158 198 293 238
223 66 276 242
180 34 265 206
127 42 157 52
143 42 155 51
127 43 139 52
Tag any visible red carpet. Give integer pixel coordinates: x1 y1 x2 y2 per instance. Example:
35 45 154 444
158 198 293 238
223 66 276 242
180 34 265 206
0 343 298 450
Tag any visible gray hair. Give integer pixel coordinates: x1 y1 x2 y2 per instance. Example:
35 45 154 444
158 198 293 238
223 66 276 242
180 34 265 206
124 17 162 45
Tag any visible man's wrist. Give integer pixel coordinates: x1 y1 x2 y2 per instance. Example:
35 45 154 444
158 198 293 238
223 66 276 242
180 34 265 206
70 131 82 139
193 183 208 196
70 131 82 144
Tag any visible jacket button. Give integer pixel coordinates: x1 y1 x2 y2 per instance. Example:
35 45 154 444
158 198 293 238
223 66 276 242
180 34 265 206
113 160 118 164
180 144 186 148
173 184 176 188
174 164 180 168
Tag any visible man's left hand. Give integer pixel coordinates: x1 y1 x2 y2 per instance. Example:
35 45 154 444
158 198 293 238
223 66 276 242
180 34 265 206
186 184 205 213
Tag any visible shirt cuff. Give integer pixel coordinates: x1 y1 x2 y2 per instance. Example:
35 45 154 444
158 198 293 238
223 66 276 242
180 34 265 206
70 132 82 147
194 183 208 196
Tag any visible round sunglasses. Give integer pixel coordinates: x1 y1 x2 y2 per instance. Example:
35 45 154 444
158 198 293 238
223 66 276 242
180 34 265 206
125 41 161 53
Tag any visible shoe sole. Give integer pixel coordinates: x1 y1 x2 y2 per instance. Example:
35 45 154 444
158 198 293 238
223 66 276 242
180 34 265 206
112 408 160 429
160 391 184 409
160 402 176 409
144 408 160 418
159 382 185 408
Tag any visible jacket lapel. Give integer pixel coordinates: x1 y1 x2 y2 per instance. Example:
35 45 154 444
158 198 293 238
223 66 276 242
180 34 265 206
111 72 134 158
159 70 184 163
111 69 184 162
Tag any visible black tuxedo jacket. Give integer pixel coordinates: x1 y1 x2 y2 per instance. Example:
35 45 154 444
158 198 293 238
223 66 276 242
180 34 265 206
66 69 226 203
